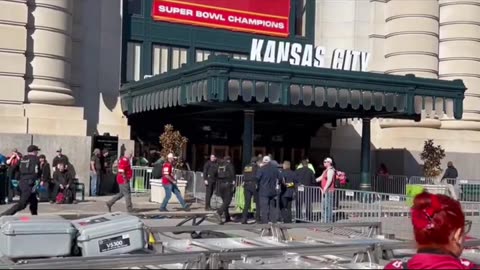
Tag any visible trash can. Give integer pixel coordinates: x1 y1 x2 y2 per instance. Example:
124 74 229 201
71 212 146 257
150 179 187 204
0 216 76 259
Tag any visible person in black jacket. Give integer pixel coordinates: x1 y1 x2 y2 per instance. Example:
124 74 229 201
52 148 69 172
38 155 53 203
241 157 260 224
442 161 459 185
280 161 297 223
52 162 75 204
295 159 316 220
256 156 281 224
203 154 218 210
216 156 235 224
1 145 41 216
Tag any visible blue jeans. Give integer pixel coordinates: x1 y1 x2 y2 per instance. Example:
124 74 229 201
322 192 334 223
90 172 98 196
160 184 187 210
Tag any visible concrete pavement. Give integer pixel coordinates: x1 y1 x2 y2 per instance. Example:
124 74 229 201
0 194 204 217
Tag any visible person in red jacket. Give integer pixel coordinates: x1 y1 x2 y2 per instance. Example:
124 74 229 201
106 150 134 213
385 192 477 270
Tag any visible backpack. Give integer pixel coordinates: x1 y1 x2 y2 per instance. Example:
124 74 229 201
217 164 228 179
335 170 348 187
56 192 65 204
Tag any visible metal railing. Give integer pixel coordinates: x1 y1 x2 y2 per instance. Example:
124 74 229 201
131 166 153 194
346 174 409 195
134 167 480 240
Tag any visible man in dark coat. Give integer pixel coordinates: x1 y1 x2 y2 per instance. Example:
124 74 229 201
295 159 316 220
241 157 260 224
256 156 281 224
280 161 297 223
203 154 218 210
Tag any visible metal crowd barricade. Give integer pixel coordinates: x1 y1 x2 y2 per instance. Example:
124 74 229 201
408 176 436 185
293 187 414 239
372 175 408 195
455 179 480 202
345 174 408 194
131 166 153 195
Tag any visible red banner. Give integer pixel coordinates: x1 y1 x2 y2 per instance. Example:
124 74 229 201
152 0 290 37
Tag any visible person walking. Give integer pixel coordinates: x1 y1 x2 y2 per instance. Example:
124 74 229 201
241 157 260 224
159 153 190 212
106 150 134 213
0 145 42 216
216 156 236 224
256 156 281 224
203 154 218 210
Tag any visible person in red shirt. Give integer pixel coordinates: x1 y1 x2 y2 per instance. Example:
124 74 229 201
159 153 189 212
106 150 134 213
385 192 477 270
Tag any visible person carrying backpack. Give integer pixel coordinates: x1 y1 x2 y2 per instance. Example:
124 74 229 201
0 145 42 216
216 156 235 224
316 157 336 223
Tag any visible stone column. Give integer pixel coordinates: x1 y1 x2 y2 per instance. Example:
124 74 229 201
27 0 75 105
0 0 28 104
381 0 439 126
439 0 480 130
0 0 29 133
385 0 439 79
367 0 387 73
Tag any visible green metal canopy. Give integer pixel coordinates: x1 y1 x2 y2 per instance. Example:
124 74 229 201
120 55 466 119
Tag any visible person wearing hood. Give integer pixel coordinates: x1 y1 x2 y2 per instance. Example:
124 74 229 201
442 161 459 184
385 192 476 269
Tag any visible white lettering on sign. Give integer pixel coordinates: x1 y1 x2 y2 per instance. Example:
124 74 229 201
158 5 194 17
249 39 370 72
389 195 400 202
156 5 285 30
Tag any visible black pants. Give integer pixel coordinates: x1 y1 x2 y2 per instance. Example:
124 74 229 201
205 180 216 209
259 195 278 224
242 183 260 223
217 182 233 222
1 180 38 216
281 196 293 223
0 172 6 204
7 176 17 203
